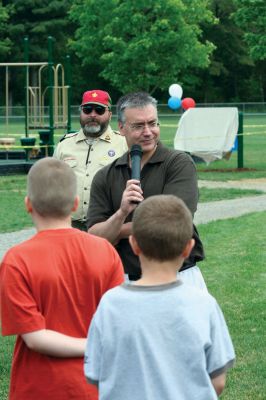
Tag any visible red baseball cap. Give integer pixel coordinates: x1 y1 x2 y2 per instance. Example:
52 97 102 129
81 90 112 107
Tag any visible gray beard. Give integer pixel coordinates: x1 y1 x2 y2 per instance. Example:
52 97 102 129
83 122 109 138
83 124 102 138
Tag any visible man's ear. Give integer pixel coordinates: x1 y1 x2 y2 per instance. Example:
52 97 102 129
72 195 79 212
129 235 141 256
182 239 195 259
24 196 33 213
118 121 126 136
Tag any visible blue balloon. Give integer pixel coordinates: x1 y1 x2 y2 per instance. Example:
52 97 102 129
168 96 181 110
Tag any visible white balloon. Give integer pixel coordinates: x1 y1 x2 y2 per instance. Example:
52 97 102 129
168 84 183 99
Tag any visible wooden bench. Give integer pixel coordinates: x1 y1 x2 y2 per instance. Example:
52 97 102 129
0 137 16 147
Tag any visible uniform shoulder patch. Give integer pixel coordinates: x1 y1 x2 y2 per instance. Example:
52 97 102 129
59 131 78 142
113 130 122 135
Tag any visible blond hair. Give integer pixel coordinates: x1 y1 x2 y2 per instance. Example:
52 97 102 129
27 157 77 218
132 195 193 261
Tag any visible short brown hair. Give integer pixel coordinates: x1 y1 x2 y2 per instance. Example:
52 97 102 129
132 195 193 261
27 157 77 218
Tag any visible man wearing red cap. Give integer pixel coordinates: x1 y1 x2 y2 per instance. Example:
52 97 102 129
54 90 127 231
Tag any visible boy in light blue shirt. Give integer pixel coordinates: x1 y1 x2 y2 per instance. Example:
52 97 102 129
84 195 235 400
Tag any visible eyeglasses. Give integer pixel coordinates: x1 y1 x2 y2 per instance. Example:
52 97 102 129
126 120 160 133
80 105 109 116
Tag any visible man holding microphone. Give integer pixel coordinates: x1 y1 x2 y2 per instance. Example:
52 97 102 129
87 91 206 288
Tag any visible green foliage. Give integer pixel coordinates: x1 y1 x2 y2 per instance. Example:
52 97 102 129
0 3 11 57
69 0 216 93
1 0 265 103
232 0 266 62
192 0 256 102
231 0 266 101
0 0 78 106
1 0 74 62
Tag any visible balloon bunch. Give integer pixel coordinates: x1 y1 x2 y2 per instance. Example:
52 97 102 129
167 84 196 111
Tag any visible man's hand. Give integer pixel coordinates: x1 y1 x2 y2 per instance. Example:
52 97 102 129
120 179 144 215
88 179 144 244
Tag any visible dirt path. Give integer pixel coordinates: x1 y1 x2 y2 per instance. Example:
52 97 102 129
198 178 266 192
194 194 266 225
195 178 266 224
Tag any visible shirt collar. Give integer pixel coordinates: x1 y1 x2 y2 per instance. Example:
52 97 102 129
115 141 167 167
75 125 113 143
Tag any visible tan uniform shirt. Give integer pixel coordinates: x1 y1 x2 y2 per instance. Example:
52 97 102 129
54 126 127 222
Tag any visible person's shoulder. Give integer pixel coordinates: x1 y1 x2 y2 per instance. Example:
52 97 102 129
190 285 220 311
109 128 127 144
163 144 192 159
81 230 118 251
82 230 110 245
161 145 195 165
179 282 210 299
59 131 79 143
112 129 122 136
91 286 122 323
98 284 125 305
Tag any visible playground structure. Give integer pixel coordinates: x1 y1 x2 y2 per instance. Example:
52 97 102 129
0 36 72 160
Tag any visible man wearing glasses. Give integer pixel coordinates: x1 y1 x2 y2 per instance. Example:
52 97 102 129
87 92 206 289
54 90 127 231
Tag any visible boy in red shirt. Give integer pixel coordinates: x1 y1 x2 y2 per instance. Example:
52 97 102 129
0 157 124 400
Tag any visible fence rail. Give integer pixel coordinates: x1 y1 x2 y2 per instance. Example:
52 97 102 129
0 103 265 173
1 102 266 118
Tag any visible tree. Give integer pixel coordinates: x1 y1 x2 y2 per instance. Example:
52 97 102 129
0 2 11 57
2 0 74 62
1 0 76 105
232 0 265 100
191 0 255 102
232 0 266 62
69 0 216 94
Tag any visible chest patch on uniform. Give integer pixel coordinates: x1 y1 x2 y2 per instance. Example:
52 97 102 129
108 149 116 157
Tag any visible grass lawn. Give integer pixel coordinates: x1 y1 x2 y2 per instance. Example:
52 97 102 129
0 113 265 397
198 187 264 202
199 211 266 399
0 334 14 400
0 212 265 399
0 175 32 233
158 114 266 180
1 113 266 179
0 173 263 233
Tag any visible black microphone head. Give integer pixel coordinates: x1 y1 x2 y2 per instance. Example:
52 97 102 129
130 144 143 157
130 144 143 181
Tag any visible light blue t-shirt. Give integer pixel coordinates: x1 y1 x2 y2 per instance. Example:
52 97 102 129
84 281 235 400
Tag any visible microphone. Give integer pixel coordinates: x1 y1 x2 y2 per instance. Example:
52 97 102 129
130 144 143 181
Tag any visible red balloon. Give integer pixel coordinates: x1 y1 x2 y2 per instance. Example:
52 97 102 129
181 97 196 110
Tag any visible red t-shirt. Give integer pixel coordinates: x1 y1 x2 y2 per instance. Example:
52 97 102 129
0 228 124 400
